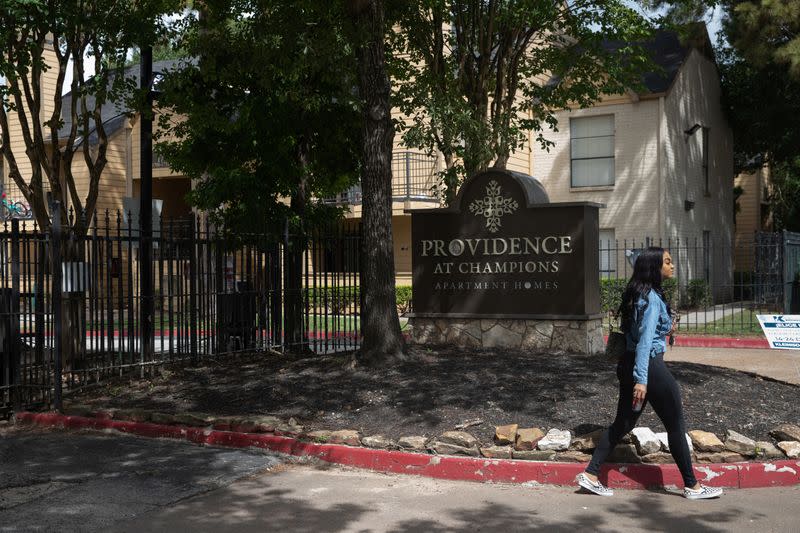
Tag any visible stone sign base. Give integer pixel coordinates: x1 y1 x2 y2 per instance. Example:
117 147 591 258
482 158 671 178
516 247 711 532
409 317 604 355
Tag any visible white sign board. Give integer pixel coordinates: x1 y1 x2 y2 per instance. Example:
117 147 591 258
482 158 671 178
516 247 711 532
757 315 800 350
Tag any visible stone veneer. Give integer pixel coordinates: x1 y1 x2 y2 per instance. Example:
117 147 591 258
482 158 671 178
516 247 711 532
409 317 604 355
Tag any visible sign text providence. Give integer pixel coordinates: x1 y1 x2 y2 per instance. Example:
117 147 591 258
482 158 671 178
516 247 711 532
409 169 601 318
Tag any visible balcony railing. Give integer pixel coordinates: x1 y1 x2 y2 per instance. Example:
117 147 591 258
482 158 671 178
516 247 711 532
324 151 441 205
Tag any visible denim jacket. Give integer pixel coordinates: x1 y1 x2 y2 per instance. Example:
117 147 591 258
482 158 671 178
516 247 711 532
625 289 671 385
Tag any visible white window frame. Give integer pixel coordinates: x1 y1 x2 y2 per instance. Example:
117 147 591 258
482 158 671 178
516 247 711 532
570 115 615 188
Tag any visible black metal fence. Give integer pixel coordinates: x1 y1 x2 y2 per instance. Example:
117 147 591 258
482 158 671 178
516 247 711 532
599 232 800 335
0 209 362 414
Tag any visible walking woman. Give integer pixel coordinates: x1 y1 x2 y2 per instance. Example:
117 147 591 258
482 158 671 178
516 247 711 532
576 247 723 500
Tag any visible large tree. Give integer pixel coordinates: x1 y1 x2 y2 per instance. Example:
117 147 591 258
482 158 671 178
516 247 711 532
346 0 406 364
0 0 180 233
157 1 362 351
392 0 654 203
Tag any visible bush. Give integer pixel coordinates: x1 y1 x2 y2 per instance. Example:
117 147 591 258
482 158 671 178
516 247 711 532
307 287 358 314
396 285 412 315
663 278 679 309
600 278 628 314
685 279 712 308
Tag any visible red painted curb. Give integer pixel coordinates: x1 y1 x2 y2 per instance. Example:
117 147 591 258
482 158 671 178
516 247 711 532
603 335 770 349
14 412 800 490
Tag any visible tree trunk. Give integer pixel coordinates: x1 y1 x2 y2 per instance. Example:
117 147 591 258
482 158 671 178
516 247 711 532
352 0 405 364
285 145 310 354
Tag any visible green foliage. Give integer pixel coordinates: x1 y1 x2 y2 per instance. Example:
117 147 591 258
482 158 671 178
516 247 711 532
0 0 181 231
600 278 628 314
156 1 361 239
395 285 413 314
390 0 654 202
685 279 712 308
307 287 359 315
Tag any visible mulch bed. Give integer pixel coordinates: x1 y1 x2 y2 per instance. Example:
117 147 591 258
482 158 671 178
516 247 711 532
68 347 800 444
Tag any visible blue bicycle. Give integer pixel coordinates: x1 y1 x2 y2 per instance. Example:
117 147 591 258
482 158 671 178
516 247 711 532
0 193 31 220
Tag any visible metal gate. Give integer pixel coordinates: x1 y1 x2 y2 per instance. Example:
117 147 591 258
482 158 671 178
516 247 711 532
0 210 362 414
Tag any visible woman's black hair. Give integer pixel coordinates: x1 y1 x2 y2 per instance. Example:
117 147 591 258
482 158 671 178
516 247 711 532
618 247 671 332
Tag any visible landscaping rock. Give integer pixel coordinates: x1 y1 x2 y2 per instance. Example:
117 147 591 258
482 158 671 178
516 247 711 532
252 416 283 433
641 452 674 464
437 431 480 449
555 450 592 463
231 420 259 433
494 424 518 445
754 441 785 459
695 451 747 463
514 428 545 450
607 444 641 463
724 430 757 456
480 445 513 459
537 429 571 451
569 429 604 452
150 413 176 425
362 435 397 449
276 419 304 434
655 432 693 453
429 440 480 457
770 424 800 443
306 430 333 443
777 441 800 458
113 408 151 423
512 450 556 461
173 413 209 427
688 430 725 452
398 436 428 451
630 427 661 455
328 430 361 446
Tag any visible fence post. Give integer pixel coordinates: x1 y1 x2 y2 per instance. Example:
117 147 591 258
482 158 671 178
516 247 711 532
51 202 63 412
10 220 21 411
189 215 198 362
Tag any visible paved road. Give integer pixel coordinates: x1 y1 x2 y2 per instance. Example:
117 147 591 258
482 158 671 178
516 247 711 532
2 428 799 532
0 427 286 531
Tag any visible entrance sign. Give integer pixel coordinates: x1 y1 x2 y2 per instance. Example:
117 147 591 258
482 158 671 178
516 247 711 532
757 315 800 349
409 169 602 319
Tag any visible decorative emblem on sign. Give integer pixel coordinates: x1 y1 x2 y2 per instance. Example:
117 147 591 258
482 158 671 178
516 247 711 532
468 180 519 233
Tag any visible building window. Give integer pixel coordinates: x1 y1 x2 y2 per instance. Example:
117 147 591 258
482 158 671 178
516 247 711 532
599 228 616 278
702 127 710 195
571 115 615 187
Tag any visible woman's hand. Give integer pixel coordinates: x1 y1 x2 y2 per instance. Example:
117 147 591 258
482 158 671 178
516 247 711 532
668 314 681 336
633 383 647 403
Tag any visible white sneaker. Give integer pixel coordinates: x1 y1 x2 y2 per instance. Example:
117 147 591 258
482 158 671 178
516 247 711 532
576 472 614 496
684 485 723 500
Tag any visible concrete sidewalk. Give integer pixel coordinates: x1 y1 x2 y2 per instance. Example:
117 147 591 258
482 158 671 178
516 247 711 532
665 346 800 385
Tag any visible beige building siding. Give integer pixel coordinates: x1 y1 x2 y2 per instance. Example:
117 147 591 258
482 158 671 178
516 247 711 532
1 45 59 211
733 166 771 270
532 98 663 242
662 49 734 292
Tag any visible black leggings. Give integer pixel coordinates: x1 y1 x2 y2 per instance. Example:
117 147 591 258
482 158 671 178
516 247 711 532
586 351 698 488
